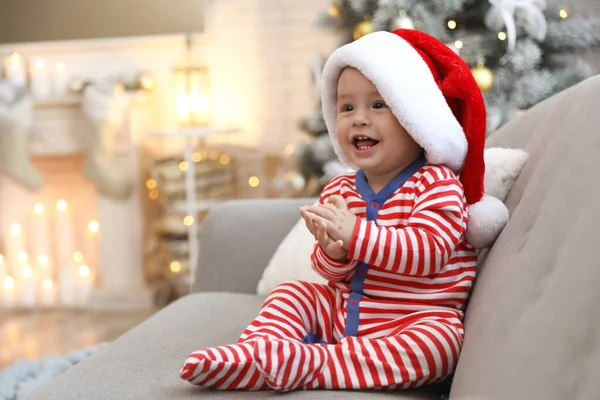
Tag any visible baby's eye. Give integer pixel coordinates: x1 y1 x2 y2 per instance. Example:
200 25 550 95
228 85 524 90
341 104 354 112
373 101 387 109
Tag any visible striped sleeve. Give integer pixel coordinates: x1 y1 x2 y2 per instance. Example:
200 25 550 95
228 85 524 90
310 176 358 282
347 178 467 277
310 243 357 282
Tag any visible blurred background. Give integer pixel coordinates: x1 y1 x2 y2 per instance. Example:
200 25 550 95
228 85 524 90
0 0 598 372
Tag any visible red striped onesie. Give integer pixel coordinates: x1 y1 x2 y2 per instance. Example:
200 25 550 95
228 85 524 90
180 155 478 391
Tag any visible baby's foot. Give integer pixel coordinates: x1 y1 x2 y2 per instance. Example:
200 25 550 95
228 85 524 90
253 337 329 391
180 342 267 390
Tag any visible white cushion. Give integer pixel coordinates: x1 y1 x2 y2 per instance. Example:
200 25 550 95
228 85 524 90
256 203 327 296
484 147 529 201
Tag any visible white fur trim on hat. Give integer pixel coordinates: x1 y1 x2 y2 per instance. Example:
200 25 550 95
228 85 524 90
465 194 510 249
321 31 468 172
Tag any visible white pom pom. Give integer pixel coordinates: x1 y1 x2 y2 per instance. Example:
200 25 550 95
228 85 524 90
465 194 510 249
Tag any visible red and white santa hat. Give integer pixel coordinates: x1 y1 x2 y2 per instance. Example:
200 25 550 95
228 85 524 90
321 28 509 249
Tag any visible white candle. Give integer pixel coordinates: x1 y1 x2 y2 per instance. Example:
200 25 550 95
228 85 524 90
54 199 76 306
74 264 92 307
2 275 17 308
75 220 99 306
7 222 25 269
40 278 56 308
30 58 52 100
85 220 99 276
36 254 55 307
0 255 11 308
18 265 36 308
0 254 5 282
4 52 27 87
30 203 53 297
53 61 68 98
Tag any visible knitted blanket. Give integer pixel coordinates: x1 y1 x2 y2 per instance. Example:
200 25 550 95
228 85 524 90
0 343 107 400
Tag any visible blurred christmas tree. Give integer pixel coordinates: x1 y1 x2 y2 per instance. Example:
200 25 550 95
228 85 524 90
293 0 600 194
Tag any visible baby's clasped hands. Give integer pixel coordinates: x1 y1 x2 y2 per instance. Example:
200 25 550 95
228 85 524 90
299 195 356 260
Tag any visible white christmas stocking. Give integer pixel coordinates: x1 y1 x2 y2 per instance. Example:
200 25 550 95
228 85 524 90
82 83 132 200
0 82 43 190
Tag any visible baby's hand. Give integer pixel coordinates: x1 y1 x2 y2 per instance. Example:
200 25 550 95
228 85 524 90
301 203 348 261
300 206 320 237
315 220 348 261
299 195 346 237
303 196 356 250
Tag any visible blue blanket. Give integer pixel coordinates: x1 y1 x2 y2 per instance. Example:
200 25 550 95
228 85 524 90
0 343 107 400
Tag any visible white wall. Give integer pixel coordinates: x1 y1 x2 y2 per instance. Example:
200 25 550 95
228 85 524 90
203 0 338 150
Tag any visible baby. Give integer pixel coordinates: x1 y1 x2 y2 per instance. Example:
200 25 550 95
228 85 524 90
180 28 508 391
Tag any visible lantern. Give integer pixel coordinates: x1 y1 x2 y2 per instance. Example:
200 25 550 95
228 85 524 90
172 34 210 127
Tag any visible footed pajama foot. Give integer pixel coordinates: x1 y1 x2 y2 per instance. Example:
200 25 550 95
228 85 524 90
253 337 329 391
180 342 267 390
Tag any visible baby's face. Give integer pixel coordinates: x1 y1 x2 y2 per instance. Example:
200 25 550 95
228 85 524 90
335 67 422 178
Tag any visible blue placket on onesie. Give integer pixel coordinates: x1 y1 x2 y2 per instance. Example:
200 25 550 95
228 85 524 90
343 155 426 338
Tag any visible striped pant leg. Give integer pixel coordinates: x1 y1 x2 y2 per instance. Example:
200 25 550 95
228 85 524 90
244 281 340 391
240 280 340 344
181 281 338 390
312 315 464 390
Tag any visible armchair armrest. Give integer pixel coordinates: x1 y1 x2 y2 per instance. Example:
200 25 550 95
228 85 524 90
191 197 315 294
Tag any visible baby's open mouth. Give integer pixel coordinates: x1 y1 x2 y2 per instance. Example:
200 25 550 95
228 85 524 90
353 135 379 151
